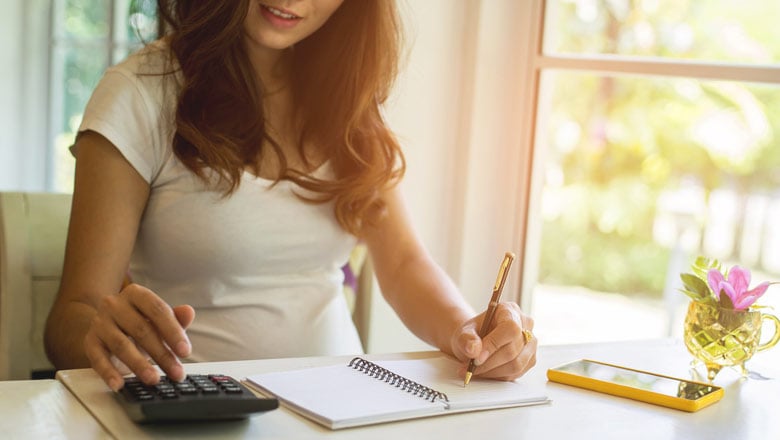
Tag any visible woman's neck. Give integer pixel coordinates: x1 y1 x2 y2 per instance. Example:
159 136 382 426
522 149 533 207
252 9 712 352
243 38 292 95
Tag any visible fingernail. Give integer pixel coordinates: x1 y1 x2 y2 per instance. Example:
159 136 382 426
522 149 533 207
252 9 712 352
476 350 490 366
466 341 478 356
169 364 185 381
176 340 191 357
108 377 123 391
141 368 158 384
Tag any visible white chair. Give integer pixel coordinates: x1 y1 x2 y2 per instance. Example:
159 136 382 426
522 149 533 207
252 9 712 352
0 192 72 380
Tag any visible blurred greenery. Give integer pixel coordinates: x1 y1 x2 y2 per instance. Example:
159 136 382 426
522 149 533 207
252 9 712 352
52 0 158 191
61 0 108 39
127 0 159 43
548 0 780 63
539 0 780 298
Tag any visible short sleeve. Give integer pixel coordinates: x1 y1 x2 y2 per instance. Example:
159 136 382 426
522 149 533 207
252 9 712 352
77 68 164 184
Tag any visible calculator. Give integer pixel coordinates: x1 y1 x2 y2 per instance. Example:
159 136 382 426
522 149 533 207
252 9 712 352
115 374 279 423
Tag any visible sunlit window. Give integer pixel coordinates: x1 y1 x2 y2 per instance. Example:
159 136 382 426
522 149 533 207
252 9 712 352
528 0 780 344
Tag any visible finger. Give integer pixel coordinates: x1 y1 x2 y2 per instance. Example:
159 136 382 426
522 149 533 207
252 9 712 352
111 314 184 383
453 322 482 361
473 304 537 380
474 337 538 381
473 330 522 374
173 304 196 331
519 310 535 334
123 285 191 357
110 355 133 376
111 305 186 383
89 310 160 386
84 331 125 391
474 304 522 367
487 349 537 381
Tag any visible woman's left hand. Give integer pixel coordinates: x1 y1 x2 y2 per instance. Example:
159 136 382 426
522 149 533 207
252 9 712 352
450 302 537 381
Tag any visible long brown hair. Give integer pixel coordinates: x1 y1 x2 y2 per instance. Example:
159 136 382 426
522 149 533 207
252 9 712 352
155 0 405 235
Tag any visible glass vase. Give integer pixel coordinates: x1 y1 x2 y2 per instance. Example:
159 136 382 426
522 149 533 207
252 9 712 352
683 301 780 381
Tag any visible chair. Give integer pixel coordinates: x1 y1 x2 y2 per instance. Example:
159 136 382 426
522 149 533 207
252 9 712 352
0 192 72 380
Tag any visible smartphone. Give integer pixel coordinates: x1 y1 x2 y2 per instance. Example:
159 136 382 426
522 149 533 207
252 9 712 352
547 359 723 412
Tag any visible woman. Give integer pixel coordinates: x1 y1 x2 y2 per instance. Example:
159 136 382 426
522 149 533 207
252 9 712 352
44 0 536 392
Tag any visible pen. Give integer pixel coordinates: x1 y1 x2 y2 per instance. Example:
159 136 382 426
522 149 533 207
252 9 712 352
463 251 515 386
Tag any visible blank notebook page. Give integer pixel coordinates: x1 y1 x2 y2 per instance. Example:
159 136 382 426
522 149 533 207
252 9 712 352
246 355 549 429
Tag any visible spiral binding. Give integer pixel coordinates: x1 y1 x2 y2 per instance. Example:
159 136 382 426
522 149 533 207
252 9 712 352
348 357 450 407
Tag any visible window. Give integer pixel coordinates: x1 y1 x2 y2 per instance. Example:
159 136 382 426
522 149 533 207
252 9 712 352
49 0 157 191
523 0 780 344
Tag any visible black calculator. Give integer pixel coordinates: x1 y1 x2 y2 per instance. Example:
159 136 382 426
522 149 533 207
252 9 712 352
116 374 279 423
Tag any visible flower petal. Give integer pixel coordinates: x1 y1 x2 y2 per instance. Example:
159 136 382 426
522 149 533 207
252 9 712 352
746 281 770 299
727 266 751 296
734 294 759 310
707 269 724 297
734 282 772 310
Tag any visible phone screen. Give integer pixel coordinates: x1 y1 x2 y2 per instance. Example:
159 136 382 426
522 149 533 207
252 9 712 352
553 360 719 400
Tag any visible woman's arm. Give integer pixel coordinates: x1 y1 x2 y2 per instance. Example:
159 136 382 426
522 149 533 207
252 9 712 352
44 131 193 390
362 187 536 380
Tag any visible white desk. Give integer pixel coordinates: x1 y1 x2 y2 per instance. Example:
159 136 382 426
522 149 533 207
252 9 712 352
56 339 780 440
0 379 111 439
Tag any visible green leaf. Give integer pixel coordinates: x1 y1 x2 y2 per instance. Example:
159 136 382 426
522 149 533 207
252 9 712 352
678 288 712 303
680 273 711 300
691 256 721 280
750 304 773 311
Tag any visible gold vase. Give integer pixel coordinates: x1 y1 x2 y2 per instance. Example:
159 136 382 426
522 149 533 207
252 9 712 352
683 301 780 381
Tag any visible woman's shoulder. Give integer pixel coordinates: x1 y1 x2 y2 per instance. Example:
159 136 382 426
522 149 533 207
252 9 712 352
79 38 179 182
95 38 180 118
107 38 178 83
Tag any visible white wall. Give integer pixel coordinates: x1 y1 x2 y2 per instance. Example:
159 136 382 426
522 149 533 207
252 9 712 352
368 0 478 353
368 0 536 353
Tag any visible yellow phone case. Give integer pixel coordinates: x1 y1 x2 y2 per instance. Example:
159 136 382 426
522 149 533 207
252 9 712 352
546 359 723 412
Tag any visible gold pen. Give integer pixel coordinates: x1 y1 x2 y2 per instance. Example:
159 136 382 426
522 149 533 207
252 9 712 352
464 251 515 386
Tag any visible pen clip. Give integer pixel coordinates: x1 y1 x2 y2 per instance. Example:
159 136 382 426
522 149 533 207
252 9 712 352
493 252 515 292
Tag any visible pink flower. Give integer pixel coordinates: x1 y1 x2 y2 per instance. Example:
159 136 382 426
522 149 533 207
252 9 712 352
707 266 770 310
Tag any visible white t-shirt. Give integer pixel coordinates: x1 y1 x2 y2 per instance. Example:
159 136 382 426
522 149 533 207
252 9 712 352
78 41 363 362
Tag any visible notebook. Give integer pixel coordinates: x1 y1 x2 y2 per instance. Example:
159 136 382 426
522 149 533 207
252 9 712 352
245 355 550 429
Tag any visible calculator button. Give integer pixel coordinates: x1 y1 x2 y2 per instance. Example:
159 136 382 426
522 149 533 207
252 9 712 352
223 387 243 394
117 374 279 423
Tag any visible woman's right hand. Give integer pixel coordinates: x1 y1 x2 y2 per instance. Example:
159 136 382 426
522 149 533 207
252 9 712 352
83 283 195 391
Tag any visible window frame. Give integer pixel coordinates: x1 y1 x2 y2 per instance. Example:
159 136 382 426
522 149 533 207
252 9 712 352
516 0 780 312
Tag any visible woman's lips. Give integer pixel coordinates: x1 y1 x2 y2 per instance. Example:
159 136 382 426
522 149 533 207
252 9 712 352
259 3 302 29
